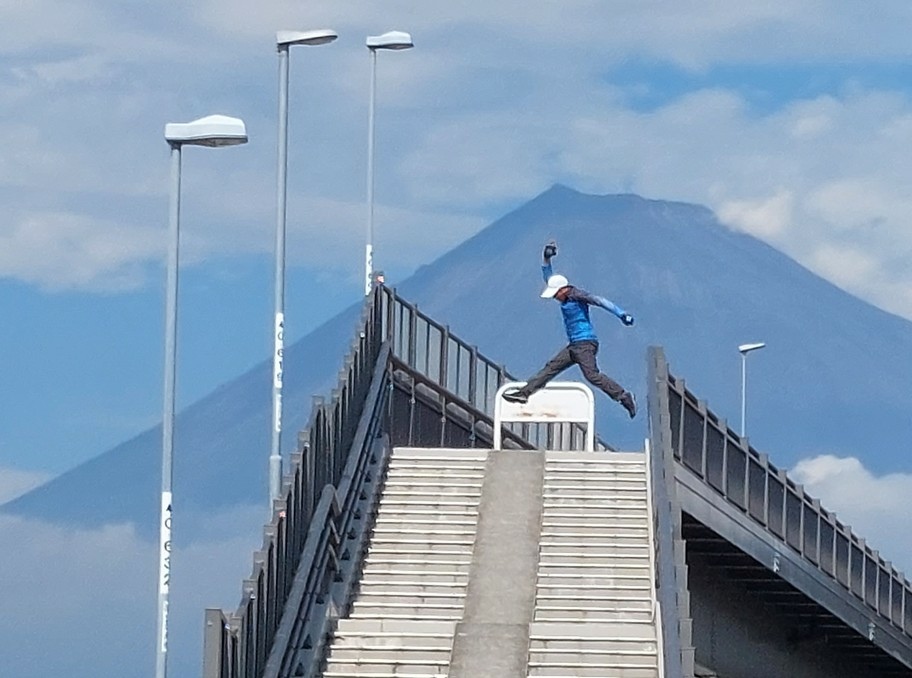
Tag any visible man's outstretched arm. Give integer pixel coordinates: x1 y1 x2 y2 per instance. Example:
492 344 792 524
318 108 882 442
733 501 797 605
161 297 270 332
570 288 635 326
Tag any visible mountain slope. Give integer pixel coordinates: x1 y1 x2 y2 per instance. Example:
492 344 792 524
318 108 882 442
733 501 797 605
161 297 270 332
5 185 912 535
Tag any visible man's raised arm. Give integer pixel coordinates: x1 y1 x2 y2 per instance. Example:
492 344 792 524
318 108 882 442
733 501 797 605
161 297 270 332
541 240 558 282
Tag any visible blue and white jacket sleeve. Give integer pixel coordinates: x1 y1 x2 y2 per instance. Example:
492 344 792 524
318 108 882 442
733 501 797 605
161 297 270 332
541 261 553 283
571 288 628 321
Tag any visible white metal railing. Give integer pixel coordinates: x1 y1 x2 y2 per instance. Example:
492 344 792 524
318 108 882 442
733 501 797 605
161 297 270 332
493 381 595 451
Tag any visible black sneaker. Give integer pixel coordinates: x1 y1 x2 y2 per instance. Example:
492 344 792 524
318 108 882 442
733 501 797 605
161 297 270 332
502 389 529 404
620 392 637 419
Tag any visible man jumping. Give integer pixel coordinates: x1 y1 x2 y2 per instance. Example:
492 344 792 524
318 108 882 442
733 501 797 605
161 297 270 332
503 240 638 419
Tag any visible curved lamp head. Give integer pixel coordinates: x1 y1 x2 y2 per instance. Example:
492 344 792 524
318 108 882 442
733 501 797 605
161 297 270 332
277 29 338 47
366 30 414 50
165 115 248 148
738 342 766 355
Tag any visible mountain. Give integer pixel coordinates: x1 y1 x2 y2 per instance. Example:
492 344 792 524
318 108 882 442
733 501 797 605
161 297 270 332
6 185 912 536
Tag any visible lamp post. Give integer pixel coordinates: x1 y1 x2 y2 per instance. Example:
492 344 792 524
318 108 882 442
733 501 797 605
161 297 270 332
270 29 337 504
157 114 248 678
364 30 414 296
738 342 766 438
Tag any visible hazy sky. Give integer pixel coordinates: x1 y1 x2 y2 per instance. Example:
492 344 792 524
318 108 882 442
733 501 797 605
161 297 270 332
4 2 912 675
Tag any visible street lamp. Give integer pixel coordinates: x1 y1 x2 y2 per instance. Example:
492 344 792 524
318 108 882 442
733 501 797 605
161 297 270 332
738 342 766 438
156 114 247 678
364 30 414 296
271 28 337 505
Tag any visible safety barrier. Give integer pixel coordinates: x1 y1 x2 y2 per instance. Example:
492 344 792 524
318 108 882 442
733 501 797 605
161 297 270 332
648 345 912 667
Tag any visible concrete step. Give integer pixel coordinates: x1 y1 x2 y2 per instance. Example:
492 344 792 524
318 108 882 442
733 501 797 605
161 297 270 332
537 561 652 574
381 489 483 499
334 619 457 636
323 664 449 677
368 543 474 554
387 459 486 468
534 597 653 611
363 559 472 571
355 582 468 596
542 496 648 507
543 485 647 496
358 572 470 585
534 608 654 622
374 507 480 519
529 621 656 640
541 522 648 535
530 640 657 653
542 503 648 514
537 556 651 569
539 534 650 546
350 606 463 620
537 573 653 587
536 586 652 600
529 651 657 666
326 648 452 663
364 553 473 565
385 470 484 479
378 498 481 508
527 666 658 677
331 636 453 651
373 517 479 527
539 536 651 548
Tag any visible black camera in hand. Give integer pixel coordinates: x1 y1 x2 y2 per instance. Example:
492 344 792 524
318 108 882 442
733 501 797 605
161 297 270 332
543 241 558 259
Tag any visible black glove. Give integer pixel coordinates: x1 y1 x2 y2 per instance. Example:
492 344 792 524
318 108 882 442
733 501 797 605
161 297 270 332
543 241 558 260
621 313 635 326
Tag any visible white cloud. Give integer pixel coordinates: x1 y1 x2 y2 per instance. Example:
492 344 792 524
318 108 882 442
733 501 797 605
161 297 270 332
0 467 50 504
792 455 912 571
715 191 794 239
0 211 162 291
0 507 263 677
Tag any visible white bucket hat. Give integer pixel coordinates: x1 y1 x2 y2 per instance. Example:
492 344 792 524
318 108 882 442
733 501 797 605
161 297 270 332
541 274 569 298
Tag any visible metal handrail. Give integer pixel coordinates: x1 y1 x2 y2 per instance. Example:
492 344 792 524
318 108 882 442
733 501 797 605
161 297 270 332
664 358 912 638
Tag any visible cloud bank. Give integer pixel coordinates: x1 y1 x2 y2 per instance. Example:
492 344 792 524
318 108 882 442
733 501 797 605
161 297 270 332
0 506 263 678
792 454 912 571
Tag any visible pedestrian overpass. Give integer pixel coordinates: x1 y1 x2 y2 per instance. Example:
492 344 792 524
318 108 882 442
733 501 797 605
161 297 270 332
203 286 912 677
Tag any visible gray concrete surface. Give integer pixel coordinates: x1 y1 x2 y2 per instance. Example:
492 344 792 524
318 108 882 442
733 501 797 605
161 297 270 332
448 450 545 678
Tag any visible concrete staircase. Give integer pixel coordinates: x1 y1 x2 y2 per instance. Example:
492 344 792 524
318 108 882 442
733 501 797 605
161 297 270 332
528 452 660 677
322 448 487 678
321 448 662 678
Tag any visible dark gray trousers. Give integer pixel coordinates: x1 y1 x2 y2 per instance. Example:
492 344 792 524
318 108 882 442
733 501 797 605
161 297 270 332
520 340 625 400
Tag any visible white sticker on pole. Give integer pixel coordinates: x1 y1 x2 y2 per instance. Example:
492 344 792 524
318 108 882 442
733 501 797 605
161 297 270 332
273 312 285 389
159 491 172 593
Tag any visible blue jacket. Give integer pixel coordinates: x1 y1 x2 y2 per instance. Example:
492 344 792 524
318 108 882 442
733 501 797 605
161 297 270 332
543 262 628 344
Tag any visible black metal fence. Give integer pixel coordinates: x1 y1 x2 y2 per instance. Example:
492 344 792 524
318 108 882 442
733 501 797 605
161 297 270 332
379 287 606 452
203 289 387 678
662 353 912 638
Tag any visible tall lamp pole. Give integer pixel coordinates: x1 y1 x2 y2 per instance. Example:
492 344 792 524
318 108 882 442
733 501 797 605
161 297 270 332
270 29 337 504
157 114 248 678
364 30 413 296
738 342 766 438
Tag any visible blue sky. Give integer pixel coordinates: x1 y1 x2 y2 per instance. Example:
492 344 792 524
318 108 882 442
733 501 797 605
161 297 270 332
3 0 912 504
6 2 912 675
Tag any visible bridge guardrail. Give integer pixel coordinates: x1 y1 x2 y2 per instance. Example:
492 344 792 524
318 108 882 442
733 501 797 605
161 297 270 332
203 287 387 678
657 347 912 640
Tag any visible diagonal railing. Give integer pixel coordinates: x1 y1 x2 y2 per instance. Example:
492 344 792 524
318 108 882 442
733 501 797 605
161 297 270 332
648 345 912 672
